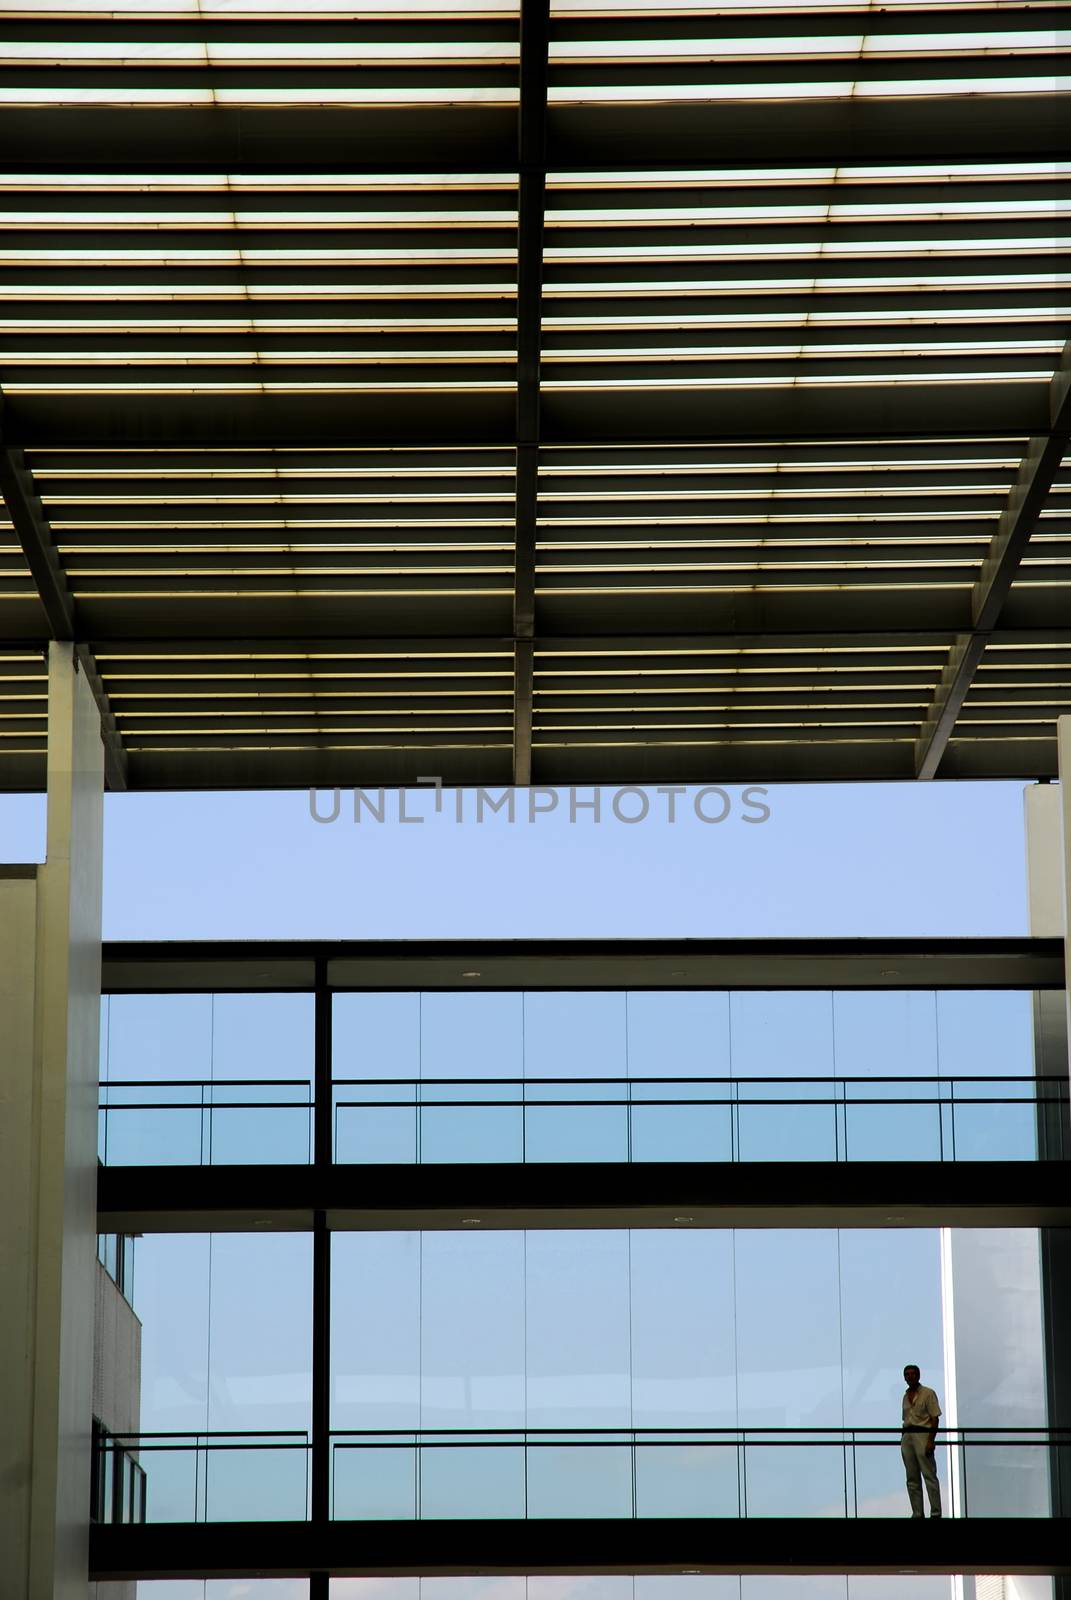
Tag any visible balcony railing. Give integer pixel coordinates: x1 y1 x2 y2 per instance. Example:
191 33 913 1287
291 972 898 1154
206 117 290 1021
97 1074 1067 1166
92 1421 148 1526
96 1426 1066 1523
98 1079 314 1166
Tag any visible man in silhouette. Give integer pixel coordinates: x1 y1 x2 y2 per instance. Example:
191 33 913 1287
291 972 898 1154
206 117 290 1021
901 1364 942 1517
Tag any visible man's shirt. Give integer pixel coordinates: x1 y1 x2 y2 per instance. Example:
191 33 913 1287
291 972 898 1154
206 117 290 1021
902 1386 942 1430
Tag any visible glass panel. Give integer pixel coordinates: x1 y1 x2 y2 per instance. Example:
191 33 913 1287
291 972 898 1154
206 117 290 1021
523 1103 628 1163
951 1094 1036 1161
743 1442 847 1518
630 1102 731 1164
745 1581 852 1600
525 1232 632 1429
332 1445 416 1520
942 1228 1049 1518
638 1580 741 1600
105 994 212 1081
336 1102 417 1165
626 992 731 1078
737 1101 837 1163
209 1091 311 1165
936 991 1035 1079
137 1234 211 1434
734 1232 842 1431
204 1444 308 1521
418 1443 525 1519
419 1104 523 1164
101 1442 115 1523
838 1231 943 1428
207 1234 312 1435
961 1442 1051 1518
525 1444 633 1518
849 1581 950 1600
332 1234 420 1432
852 1435 910 1518
333 994 421 1081
523 993 626 1079
420 992 524 1079
630 1231 736 1429
420 1233 524 1430
101 1100 203 1167
844 1102 941 1163
121 1235 136 1295
634 1442 740 1517
730 993 834 1078
832 992 939 1079
212 994 314 1082
138 1445 199 1523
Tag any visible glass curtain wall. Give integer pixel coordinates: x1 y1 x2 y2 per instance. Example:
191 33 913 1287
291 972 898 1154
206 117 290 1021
332 990 1039 1163
93 1586 308 1600
131 1233 314 1521
89 1577 960 1600
118 1225 1051 1524
99 993 315 1164
330 1227 946 1519
329 1580 955 1600
94 989 1045 1167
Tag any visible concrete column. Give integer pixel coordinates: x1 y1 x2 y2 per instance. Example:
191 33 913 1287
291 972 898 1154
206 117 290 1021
1060 717 1071 1080
1022 749 1071 1600
0 642 104 1599
1024 776 1068 1147
1036 723 1071 1571
949 770 1067 1600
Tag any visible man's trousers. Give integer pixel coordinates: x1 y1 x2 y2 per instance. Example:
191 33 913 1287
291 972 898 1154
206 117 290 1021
901 1431 943 1517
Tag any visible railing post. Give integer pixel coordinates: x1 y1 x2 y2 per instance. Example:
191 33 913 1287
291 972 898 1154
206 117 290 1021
314 955 332 1172
311 957 331 1591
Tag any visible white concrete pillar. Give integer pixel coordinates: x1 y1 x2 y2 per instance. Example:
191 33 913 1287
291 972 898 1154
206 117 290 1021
1059 718 1071 1082
1024 779 1068 1154
0 642 104 1600
943 763 1066 1598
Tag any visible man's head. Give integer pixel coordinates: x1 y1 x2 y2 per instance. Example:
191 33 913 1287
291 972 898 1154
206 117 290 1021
903 1365 921 1387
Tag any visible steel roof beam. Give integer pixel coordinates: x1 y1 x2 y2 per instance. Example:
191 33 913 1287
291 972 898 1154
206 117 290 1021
0 94 1065 175
915 341 1071 778
0 383 1057 449
0 428 127 788
511 0 549 788
6 3 1068 42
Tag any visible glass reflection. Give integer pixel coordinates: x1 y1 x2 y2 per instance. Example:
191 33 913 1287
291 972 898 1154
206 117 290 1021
98 988 1054 1168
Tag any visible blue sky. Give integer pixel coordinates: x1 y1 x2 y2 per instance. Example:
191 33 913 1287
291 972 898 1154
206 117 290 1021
0 779 1034 938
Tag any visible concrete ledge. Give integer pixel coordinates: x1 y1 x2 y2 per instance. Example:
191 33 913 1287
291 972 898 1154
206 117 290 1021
98 1159 1071 1235
89 1517 1071 1581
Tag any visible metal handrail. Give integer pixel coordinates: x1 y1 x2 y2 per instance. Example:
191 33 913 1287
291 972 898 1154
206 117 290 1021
96 1425 1065 1525
332 1074 1069 1086
96 1071 1063 1165
108 1426 1069 1440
